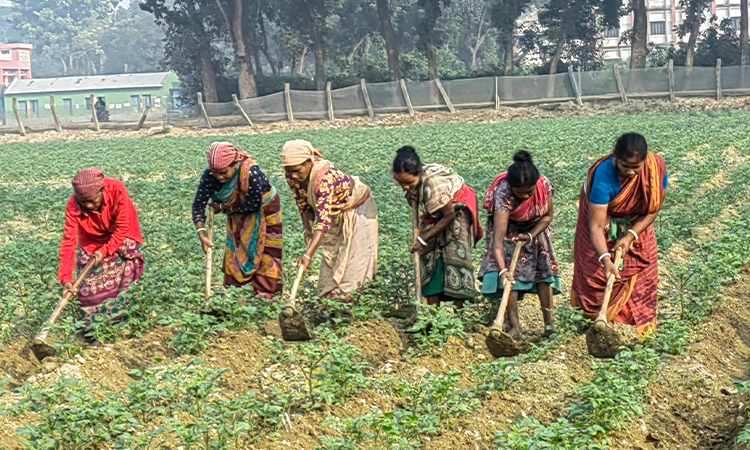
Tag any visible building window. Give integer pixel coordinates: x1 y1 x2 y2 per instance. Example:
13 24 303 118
18 51 30 62
63 98 73 115
143 95 152 107
0 50 11 61
18 100 27 116
605 27 620 38
30 100 38 117
650 21 666 35
131 95 140 108
731 17 742 32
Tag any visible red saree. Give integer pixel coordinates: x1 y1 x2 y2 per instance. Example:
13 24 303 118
571 152 667 336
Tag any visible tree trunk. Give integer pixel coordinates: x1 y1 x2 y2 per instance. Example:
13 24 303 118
248 3 264 76
215 0 258 99
630 0 648 69
742 0 749 65
310 18 326 90
546 38 564 98
348 35 367 65
258 14 279 76
376 0 402 80
468 8 488 72
185 0 219 102
685 2 701 68
294 45 308 76
60 56 68 76
503 34 514 76
426 42 438 79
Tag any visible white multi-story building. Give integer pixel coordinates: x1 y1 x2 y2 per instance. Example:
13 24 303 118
603 0 748 60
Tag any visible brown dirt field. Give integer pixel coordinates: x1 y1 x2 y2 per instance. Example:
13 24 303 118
1 97 749 146
611 278 750 450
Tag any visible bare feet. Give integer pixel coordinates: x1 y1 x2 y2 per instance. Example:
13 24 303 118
507 326 523 340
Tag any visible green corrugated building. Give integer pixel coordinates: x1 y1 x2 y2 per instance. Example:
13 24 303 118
4 71 181 124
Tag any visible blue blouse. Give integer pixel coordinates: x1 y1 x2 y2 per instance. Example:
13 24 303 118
589 158 668 206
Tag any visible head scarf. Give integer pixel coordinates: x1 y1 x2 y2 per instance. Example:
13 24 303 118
207 142 250 171
281 139 323 167
72 167 105 201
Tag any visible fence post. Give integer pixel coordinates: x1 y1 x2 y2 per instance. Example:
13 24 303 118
50 95 62 133
90 94 100 132
434 79 455 113
613 65 628 103
136 105 150 130
568 66 583 106
716 58 723 101
400 79 415 116
668 60 676 103
577 66 582 99
494 76 500 110
326 82 335 122
11 98 25 136
232 94 253 127
284 83 294 124
197 92 212 129
360 79 374 118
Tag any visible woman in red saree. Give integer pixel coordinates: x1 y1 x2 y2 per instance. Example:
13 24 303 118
59 167 144 327
571 133 668 337
479 151 561 338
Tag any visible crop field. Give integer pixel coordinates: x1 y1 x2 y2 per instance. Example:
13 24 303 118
2 110 750 450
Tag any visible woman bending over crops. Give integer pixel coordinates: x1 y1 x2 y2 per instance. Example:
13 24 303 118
479 151 561 338
571 133 668 337
59 167 144 326
282 139 378 298
392 146 483 310
193 142 283 298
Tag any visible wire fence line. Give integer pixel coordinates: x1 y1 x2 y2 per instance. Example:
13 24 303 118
4 59 750 135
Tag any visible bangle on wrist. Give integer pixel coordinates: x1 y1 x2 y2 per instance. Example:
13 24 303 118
302 254 312 261
598 252 612 264
628 229 639 241
527 232 534 241
498 268 508 276
417 236 427 246
196 228 206 233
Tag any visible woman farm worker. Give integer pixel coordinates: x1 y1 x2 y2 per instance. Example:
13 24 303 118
392 146 483 310
193 142 283 298
478 151 561 338
571 133 668 337
59 167 144 326
282 139 378 298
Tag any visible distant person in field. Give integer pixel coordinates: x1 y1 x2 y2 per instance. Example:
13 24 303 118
479 151 561 338
282 139 378 299
572 133 668 337
59 167 144 327
392 146 483 310
193 142 283 298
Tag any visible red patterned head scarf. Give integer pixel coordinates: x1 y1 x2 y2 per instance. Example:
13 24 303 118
207 141 250 171
72 167 105 201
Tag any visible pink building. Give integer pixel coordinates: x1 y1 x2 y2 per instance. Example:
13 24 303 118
0 44 32 86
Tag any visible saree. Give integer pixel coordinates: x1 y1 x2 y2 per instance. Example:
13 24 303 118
478 173 561 299
213 158 283 297
417 164 483 300
76 238 144 325
308 160 378 297
571 152 667 336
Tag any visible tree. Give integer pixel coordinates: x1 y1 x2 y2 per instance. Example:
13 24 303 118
678 0 711 68
490 0 531 75
99 4 165 74
141 0 221 102
7 0 119 76
377 0 403 79
442 0 494 72
742 0 748 65
416 0 450 79
211 0 258 98
276 0 342 90
629 0 648 69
